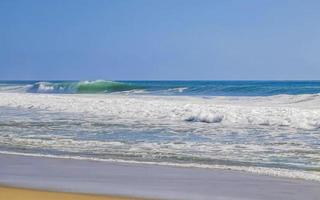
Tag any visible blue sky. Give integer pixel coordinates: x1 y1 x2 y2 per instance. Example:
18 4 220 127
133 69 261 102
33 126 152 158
1 0 320 80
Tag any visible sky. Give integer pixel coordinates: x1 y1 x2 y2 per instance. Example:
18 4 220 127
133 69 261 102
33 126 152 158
1 0 320 80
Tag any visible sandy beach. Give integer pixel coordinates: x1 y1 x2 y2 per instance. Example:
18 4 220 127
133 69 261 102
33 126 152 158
0 186 142 200
0 153 319 200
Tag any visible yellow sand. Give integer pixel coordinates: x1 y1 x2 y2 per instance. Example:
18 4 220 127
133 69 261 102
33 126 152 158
0 186 144 200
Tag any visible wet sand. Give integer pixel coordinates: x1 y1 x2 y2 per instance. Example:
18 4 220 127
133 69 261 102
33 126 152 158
0 154 319 200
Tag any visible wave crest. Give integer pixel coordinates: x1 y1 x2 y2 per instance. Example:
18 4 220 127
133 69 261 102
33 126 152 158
28 80 142 94
186 112 224 123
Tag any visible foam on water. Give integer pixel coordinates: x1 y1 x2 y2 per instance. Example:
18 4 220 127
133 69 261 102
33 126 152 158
1 93 320 130
0 92 320 181
0 81 320 181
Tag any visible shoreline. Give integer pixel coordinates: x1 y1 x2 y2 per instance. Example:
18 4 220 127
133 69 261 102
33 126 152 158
0 153 319 200
1 150 319 182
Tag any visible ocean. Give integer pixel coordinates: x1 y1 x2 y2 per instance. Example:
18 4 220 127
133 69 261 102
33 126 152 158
0 80 320 181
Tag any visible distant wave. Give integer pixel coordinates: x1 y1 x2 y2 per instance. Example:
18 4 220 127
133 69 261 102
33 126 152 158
166 87 188 93
1 80 320 96
0 84 32 93
27 80 143 94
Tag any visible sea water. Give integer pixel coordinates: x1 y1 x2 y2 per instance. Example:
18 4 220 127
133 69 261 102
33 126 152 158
0 80 319 180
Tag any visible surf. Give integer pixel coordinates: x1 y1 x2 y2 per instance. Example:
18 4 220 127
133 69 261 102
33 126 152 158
26 80 143 94
1 80 320 96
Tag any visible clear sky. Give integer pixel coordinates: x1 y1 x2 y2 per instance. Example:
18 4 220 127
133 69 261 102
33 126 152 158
1 0 320 80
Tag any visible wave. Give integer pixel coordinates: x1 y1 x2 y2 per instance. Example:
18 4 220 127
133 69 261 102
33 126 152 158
0 84 32 93
2 80 320 96
186 113 224 123
27 80 142 94
166 87 189 93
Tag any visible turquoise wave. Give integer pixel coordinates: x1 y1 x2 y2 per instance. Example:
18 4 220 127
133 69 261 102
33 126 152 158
1 80 320 96
28 80 142 94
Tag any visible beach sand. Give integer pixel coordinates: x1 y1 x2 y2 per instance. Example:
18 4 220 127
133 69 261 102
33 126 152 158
0 154 319 200
0 186 141 200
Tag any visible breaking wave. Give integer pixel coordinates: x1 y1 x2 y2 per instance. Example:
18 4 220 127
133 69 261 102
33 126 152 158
2 80 320 96
27 80 142 94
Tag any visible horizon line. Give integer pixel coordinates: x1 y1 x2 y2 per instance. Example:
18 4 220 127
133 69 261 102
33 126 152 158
1 79 320 82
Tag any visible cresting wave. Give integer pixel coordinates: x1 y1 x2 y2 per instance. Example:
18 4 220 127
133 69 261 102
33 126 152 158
27 80 142 94
0 80 190 95
0 80 190 94
2 80 320 95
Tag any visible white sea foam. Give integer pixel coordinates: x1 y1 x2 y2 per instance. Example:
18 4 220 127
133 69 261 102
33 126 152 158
36 82 55 92
1 92 320 181
1 93 320 130
186 112 224 123
167 87 188 93
0 84 32 93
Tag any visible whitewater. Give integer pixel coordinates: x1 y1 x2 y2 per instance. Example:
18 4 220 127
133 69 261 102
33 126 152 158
0 81 320 181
